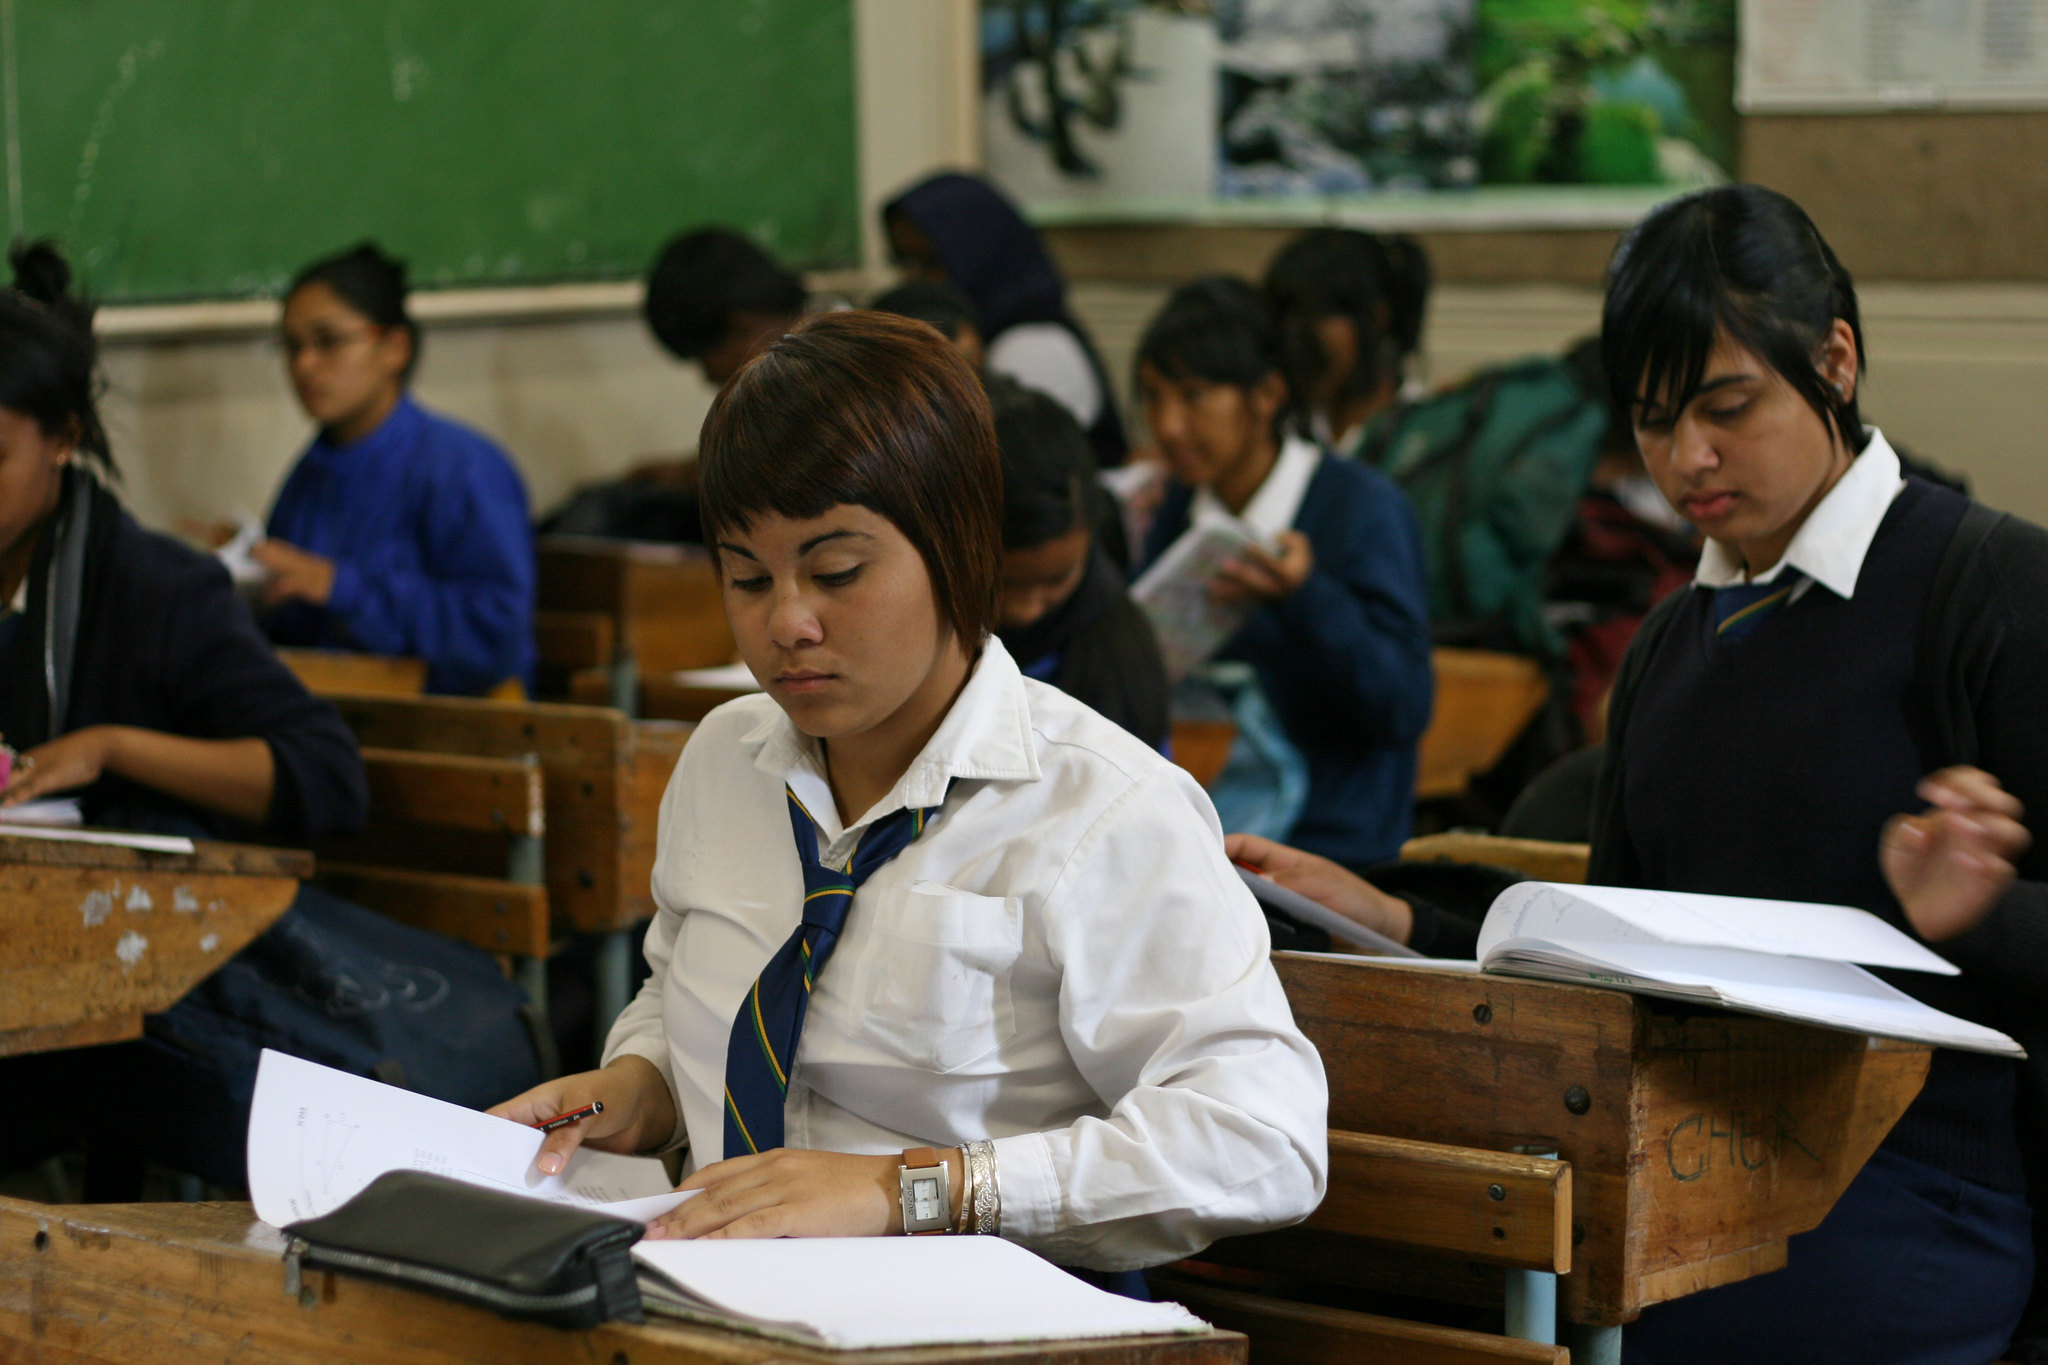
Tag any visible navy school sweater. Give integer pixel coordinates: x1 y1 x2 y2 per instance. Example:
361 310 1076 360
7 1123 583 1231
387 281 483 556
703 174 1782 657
1143 452 1435 866
1593 478 2048 1191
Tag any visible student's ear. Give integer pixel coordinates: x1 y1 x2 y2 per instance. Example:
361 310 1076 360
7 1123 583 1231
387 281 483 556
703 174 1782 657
1817 317 1859 403
378 324 416 380
1249 370 1288 430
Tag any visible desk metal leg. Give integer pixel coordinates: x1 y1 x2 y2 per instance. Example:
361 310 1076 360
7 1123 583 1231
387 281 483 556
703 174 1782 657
1504 1143 1558 1344
1572 1324 1623 1365
592 928 634 1065
1504 1267 1557 1344
516 956 548 1016
611 653 639 716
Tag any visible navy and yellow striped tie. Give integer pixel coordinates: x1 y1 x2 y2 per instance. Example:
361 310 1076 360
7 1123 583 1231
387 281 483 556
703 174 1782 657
722 785 947 1158
1713 569 1805 642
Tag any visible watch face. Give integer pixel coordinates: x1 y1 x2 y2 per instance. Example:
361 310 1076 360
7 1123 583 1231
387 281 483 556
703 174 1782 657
910 1174 942 1223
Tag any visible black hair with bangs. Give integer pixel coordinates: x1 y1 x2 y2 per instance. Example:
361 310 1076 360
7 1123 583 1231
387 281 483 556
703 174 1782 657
1136 275 1284 393
1602 185 1865 451
696 310 1001 645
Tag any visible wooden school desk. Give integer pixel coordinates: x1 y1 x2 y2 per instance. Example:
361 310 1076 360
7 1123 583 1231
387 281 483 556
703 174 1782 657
0 1198 1245 1365
537 536 736 714
1198 954 1931 1362
0 835 307 1058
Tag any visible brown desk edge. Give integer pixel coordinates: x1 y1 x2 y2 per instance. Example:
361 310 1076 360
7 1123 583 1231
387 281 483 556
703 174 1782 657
0 1198 1245 1365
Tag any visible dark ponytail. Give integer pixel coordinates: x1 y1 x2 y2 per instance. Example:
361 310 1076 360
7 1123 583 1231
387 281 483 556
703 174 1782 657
288 241 419 380
0 239 114 475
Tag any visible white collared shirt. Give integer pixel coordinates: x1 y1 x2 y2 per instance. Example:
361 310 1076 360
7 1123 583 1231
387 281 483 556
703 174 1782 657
605 636 1328 1269
1693 428 1907 601
1192 433 1322 541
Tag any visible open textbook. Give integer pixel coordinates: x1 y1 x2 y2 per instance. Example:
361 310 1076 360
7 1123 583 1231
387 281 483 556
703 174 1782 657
1130 514 1268 683
1473 883 2023 1057
634 1237 1206 1348
246 1050 691 1228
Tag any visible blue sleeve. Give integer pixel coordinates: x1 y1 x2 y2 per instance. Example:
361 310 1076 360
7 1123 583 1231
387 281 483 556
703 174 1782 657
1262 465 1435 748
324 441 535 696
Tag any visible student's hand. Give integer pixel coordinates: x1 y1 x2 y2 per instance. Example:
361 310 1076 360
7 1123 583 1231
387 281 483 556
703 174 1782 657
489 1055 678 1176
252 539 337 607
1210 531 1314 605
1881 767 2032 942
645 1148 911 1241
1 726 118 805
1226 832 1414 945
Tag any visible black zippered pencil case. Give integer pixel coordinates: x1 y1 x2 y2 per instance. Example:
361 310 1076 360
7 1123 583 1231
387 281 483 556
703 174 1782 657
282 1169 645 1328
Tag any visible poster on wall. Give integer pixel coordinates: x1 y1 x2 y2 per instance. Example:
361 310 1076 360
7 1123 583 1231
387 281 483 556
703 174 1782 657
982 0 1735 209
1739 0 2048 111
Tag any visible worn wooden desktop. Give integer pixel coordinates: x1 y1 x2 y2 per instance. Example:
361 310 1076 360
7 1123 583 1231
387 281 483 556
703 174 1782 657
0 835 307 1058
0 1198 1245 1365
1210 954 1933 1330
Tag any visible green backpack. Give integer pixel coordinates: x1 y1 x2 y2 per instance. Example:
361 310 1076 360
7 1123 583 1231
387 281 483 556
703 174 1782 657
1354 356 1609 657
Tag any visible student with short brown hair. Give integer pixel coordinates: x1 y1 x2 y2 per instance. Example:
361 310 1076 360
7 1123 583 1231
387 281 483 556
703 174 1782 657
493 311 1326 1278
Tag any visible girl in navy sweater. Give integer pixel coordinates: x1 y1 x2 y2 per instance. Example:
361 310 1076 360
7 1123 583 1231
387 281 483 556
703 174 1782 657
1135 278 1433 867
1592 185 2048 1364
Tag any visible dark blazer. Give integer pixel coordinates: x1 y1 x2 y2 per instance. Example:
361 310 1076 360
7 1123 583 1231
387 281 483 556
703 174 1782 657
0 473 366 839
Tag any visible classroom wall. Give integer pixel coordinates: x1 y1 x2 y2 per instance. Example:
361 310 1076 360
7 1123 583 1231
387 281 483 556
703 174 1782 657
99 6 2048 538
101 0 976 532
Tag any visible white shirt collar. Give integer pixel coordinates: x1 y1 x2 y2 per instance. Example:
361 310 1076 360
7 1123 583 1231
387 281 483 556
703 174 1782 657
1192 434 1321 541
1693 427 1906 599
736 635 1041 842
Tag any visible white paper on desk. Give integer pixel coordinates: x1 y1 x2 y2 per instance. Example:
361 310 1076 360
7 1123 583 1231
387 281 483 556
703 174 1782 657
1479 882 1960 975
0 822 193 854
246 1049 691 1228
670 661 761 690
0 797 83 826
634 1236 1207 1348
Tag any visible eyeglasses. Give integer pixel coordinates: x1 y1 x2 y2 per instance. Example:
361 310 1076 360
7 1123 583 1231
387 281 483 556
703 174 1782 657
278 326 379 361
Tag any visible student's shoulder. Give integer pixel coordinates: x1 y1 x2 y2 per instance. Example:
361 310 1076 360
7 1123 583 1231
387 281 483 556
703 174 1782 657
108 509 238 607
412 403 526 490
1307 448 1409 512
1022 675 1190 800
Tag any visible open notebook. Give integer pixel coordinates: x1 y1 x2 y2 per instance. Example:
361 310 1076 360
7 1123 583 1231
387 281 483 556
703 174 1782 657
634 1237 1207 1348
1474 882 2023 1057
245 1050 691 1227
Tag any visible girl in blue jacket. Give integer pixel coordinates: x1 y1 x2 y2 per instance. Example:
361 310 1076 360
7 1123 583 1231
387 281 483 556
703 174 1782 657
259 243 535 696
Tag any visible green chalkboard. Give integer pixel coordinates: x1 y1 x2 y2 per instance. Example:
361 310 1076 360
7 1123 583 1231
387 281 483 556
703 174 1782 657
6 1 858 302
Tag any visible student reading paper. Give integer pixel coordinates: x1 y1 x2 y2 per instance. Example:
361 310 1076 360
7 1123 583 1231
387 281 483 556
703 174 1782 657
491 312 1327 1276
1591 185 2048 1364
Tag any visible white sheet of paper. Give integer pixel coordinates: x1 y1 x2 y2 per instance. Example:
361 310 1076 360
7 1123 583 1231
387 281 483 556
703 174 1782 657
246 1049 689 1228
1480 882 1959 974
0 797 83 826
1130 515 1264 682
670 662 761 690
0 823 193 854
634 1236 1207 1348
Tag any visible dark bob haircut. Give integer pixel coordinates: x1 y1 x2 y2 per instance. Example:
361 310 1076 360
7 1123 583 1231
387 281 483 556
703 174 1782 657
289 241 419 381
1135 275 1285 391
1603 185 1865 450
0 240 114 475
990 376 1093 550
644 228 807 362
698 310 1001 646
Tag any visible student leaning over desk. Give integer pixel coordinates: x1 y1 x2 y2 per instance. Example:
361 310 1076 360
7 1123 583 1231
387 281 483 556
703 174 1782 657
257 242 535 696
1589 185 2048 1364
492 311 1327 1277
